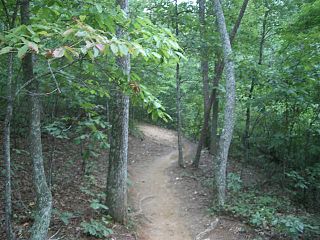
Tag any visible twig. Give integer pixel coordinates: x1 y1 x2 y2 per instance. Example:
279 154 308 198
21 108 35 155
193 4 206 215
0 0 10 25
195 218 219 240
48 60 61 93
15 59 80 97
48 228 62 240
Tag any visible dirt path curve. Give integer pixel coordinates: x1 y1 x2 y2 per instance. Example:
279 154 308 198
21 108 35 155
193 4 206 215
129 124 193 240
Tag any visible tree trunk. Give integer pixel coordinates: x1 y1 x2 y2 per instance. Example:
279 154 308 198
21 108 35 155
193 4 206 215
106 0 130 224
213 0 237 206
243 9 269 161
21 1 53 239
175 0 184 167
176 63 184 167
199 0 209 110
2 2 19 238
3 52 15 240
193 0 249 168
210 95 219 155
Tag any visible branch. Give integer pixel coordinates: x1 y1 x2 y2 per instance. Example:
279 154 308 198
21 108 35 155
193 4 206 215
195 218 219 240
10 0 19 28
48 60 61 93
0 0 10 25
15 59 80 97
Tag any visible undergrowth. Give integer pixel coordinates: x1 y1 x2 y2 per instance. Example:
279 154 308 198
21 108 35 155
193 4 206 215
211 172 320 239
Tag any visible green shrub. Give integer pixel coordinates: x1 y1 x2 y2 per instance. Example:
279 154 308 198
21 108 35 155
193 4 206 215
80 217 113 238
221 172 319 239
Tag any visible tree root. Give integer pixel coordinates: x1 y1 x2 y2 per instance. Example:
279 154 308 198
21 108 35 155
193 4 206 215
129 195 155 223
195 218 219 240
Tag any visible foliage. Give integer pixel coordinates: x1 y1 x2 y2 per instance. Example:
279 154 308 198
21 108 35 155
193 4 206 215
221 173 320 239
80 217 113 238
227 172 242 192
53 209 75 225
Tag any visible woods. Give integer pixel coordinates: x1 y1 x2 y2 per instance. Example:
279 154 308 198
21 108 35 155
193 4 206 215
0 0 319 239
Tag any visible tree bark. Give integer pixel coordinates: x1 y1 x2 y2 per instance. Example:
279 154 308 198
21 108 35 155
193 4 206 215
210 95 219 155
106 0 130 224
193 0 249 168
176 63 184 167
2 2 19 238
175 0 184 167
199 0 209 110
3 52 15 240
21 1 53 239
213 0 236 206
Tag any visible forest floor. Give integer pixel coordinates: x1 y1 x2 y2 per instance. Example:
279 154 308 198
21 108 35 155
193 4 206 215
129 123 258 240
0 123 261 239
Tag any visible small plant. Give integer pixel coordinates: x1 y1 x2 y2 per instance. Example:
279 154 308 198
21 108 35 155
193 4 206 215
90 199 109 211
274 215 304 239
250 207 275 228
53 209 75 225
80 217 113 238
227 172 242 193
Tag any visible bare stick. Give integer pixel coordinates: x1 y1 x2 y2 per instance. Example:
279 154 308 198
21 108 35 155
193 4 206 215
48 60 61 93
195 218 219 240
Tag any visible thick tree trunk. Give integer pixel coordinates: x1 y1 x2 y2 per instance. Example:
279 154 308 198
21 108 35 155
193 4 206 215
21 1 53 239
193 0 249 168
213 0 236 206
3 52 15 240
106 0 130 224
243 9 269 161
175 0 184 167
106 93 129 223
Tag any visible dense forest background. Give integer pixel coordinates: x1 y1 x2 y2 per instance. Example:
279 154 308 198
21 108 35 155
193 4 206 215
0 0 319 239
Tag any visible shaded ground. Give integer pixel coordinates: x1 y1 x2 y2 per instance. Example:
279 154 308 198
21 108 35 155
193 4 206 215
1 123 259 239
128 124 258 240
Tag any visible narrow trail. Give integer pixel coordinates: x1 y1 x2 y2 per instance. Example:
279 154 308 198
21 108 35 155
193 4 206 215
130 124 193 240
128 124 255 240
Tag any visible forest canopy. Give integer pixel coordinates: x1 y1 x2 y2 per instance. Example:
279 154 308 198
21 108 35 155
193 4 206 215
0 0 319 239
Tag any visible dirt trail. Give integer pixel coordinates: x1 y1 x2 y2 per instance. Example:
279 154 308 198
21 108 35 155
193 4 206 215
129 124 256 240
130 124 193 240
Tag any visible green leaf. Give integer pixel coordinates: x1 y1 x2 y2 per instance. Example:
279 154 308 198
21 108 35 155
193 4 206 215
63 29 75 37
152 52 162 59
118 44 128 56
79 15 86 21
17 45 29 59
0 46 14 55
96 4 103 13
90 200 109 210
110 44 118 55
64 50 74 62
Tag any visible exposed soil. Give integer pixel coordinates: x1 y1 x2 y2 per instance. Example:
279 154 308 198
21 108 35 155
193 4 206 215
1 123 259 239
128 124 258 240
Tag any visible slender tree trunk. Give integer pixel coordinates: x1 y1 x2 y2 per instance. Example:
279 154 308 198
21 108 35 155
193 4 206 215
199 0 209 110
243 9 269 161
106 0 130 224
193 0 249 168
176 63 184 167
213 0 236 206
2 2 19 238
175 0 184 167
3 52 15 240
199 0 210 149
210 95 219 155
21 1 53 239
